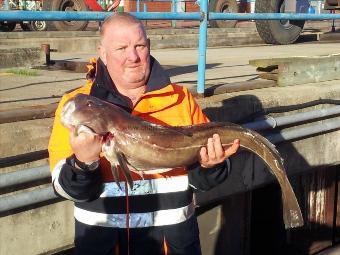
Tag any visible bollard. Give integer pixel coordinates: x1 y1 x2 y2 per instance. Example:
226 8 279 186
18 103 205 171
41 43 51 66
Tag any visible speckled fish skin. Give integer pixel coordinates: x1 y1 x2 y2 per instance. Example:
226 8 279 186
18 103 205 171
61 94 304 229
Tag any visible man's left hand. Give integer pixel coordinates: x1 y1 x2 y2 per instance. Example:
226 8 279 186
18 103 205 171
199 134 240 168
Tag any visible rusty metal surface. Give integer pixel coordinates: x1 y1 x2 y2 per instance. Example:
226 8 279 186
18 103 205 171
291 167 338 254
0 103 57 124
335 169 340 243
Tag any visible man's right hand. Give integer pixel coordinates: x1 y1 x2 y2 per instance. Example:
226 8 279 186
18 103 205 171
69 126 103 163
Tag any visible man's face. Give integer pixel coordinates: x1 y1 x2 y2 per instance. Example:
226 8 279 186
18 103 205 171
99 22 150 91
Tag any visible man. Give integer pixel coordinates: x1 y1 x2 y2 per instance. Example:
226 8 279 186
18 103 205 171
48 13 240 255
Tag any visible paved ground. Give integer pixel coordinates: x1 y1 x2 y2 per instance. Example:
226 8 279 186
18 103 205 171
0 40 339 111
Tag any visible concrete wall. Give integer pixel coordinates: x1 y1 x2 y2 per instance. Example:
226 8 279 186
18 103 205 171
0 81 339 254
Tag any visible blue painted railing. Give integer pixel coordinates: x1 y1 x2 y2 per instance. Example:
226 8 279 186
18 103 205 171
2 10 340 21
0 8 340 95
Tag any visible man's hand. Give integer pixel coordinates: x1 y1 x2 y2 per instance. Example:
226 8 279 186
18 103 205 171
199 134 240 168
69 126 103 163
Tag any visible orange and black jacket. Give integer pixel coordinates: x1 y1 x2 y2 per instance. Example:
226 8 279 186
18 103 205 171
48 56 230 255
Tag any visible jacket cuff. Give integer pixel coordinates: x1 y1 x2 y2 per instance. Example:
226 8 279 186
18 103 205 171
52 155 102 202
188 159 231 192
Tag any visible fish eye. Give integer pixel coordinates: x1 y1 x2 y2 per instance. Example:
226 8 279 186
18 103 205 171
87 100 93 107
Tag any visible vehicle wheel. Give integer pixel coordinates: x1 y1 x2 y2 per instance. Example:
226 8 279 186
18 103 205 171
49 0 89 31
255 0 305 44
20 22 32 31
0 22 16 32
29 21 48 31
209 0 238 28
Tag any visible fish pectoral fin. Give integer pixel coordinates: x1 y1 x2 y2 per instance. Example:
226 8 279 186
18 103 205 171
111 165 122 191
115 150 134 190
125 162 144 179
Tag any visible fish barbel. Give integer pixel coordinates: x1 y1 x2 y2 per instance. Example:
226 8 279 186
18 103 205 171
61 93 304 229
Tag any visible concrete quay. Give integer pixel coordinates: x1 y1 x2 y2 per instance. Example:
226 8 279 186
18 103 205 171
0 20 339 68
0 36 339 254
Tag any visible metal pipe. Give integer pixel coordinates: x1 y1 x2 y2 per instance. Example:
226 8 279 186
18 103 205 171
0 186 57 213
0 166 50 190
0 11 202 21
197 0 208 96
1 11 340 22
243 106 340 131
209 12 340 20
266 117 340 144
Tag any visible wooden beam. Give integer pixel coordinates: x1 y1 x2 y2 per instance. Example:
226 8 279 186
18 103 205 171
0 103 57 124
202 79 277 96
278 55 340 86
250 53 340 86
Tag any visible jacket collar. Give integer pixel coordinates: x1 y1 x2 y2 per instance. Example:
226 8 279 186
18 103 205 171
90 56 171 112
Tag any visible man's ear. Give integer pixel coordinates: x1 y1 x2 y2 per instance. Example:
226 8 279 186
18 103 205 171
98 45 107 65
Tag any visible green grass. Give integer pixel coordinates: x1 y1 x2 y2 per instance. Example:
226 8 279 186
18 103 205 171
6 68 39 76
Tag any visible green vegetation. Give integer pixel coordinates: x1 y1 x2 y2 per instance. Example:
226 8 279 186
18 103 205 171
6 68 39 76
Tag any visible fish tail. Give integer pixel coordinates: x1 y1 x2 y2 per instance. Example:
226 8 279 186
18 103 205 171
237 128 304 229
281 179 304 229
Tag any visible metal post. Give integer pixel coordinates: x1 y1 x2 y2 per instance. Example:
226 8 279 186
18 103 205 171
137 0 140 12
41 44 51 66
197 0 208 96
171 0 177 28
331 10 336 32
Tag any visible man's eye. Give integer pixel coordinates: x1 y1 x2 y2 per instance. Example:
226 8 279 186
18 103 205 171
137 45 145 49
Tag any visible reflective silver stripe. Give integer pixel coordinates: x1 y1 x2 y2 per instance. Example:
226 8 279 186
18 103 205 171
52 159 87 202
100 175 189 197
74 202 195 228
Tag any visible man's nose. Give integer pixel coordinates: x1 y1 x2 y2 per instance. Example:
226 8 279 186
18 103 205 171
127 47 140 62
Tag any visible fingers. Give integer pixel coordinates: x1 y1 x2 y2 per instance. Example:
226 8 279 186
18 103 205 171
69 127 103 163
224 139 240 158
207 137 216 160
199 134 240 168
213 134 224 158
199 146 209 164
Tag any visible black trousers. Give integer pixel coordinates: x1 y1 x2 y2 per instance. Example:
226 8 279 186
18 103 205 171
74 216 202 255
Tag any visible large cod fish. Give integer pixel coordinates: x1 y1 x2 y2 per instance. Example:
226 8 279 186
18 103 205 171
61 93 303 229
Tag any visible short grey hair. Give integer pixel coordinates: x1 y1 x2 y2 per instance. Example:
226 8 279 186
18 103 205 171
100 13 146 39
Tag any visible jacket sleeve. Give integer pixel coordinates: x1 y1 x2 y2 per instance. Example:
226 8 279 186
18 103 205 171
48 91 102 202
186 89 231 191
188 160 231 192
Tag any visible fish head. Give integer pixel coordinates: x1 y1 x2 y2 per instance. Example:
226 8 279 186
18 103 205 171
61 93 112 135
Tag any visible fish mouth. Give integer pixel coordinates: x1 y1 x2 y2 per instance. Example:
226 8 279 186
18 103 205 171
61 100 76 127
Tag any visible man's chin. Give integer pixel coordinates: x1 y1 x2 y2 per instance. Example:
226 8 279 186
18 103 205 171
124 75 146 85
